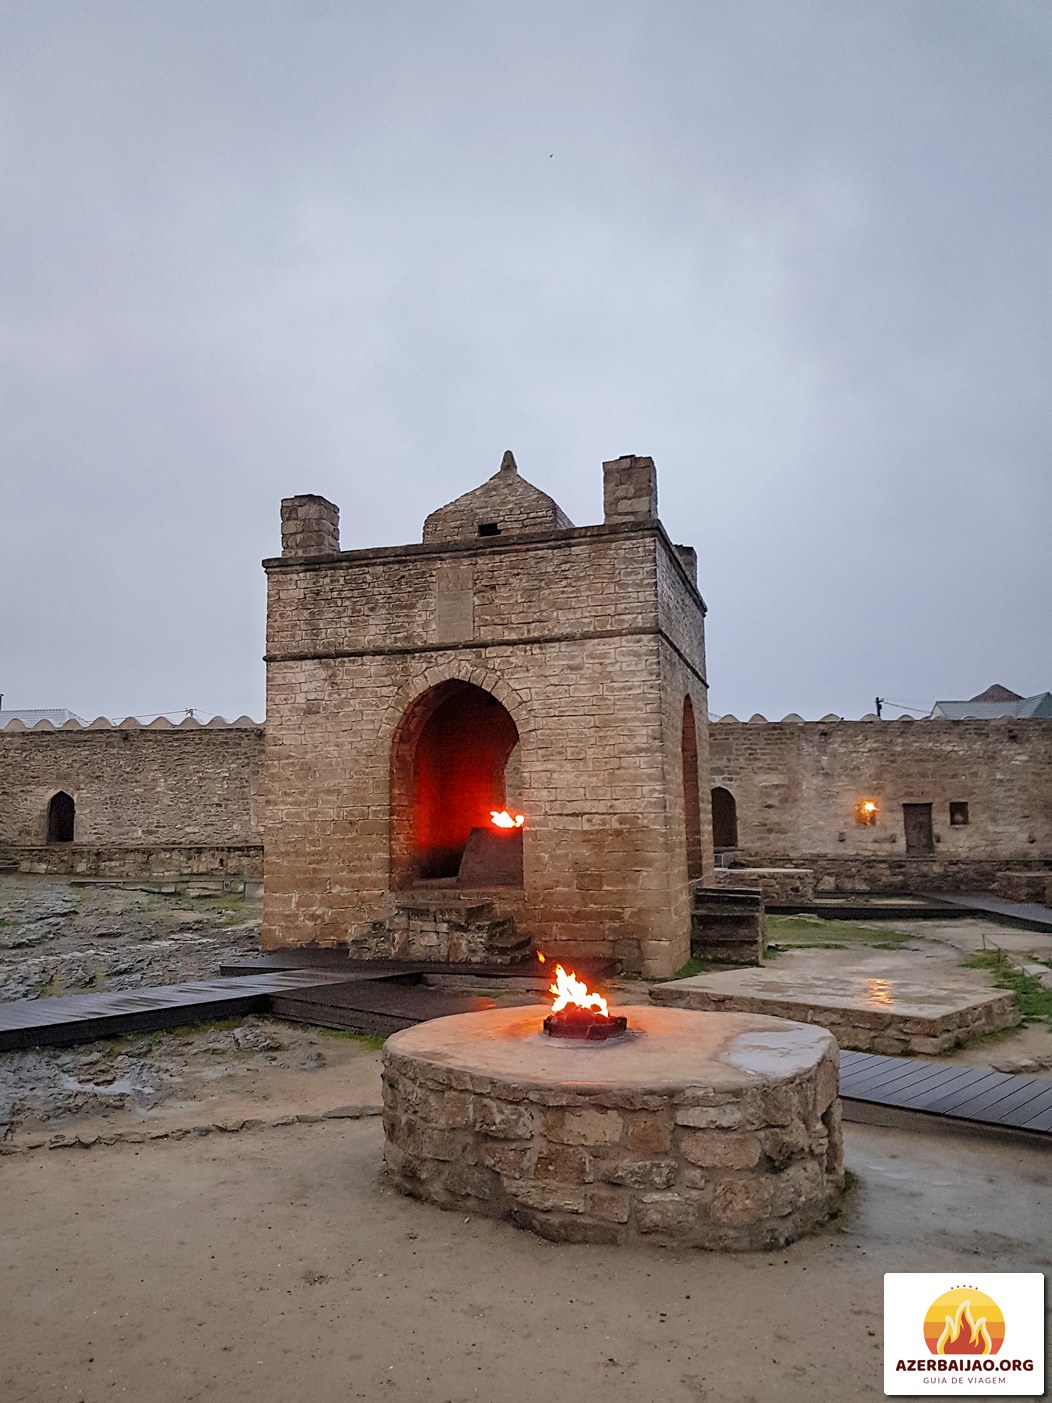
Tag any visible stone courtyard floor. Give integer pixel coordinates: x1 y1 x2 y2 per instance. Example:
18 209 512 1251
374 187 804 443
1 1114 1048 1403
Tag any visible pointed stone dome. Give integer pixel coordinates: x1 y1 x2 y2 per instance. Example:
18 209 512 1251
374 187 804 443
422 451 573 543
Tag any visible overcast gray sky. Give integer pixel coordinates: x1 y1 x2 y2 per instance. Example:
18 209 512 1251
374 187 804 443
3 0 1050 724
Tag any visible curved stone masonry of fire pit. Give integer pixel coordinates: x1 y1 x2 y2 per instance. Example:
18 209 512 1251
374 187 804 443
381 1005 844 1250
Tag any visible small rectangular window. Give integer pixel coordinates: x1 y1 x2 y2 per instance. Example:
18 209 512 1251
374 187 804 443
477 522 501 537
949 802 969 826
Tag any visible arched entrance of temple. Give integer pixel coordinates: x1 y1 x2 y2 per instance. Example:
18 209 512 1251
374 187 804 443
390 680 522 887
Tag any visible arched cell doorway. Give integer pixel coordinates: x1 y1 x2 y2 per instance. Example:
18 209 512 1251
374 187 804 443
711 786 738 849
47 791 75 843
681 696 704 883
390 680 522 885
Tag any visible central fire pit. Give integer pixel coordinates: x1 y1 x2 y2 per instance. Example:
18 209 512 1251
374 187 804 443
382 1003 843 1249
541 960 629 1040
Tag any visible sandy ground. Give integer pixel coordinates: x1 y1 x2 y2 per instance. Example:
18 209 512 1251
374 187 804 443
0 1019 388 1144
1 1117 1048 1403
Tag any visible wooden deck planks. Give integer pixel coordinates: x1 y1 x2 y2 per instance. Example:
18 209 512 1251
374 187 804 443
840 1049 1051 1136
921 891 1052 934
0 970 359 1051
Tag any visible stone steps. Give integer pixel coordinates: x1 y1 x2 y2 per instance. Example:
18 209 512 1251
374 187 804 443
348 900 532 966
691 887 765 968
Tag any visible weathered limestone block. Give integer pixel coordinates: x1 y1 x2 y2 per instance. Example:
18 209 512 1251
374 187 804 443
474 1098 536 1139
586 1185 631 1223
544 1107 624 1146
508 1180 587 1214
535 1145 594 1182
477 1141 534 1177
623 1113 673 1153
678 1130 762 1169
599 1159 678 1189
636 1192 699 1235
675 1103 742 1130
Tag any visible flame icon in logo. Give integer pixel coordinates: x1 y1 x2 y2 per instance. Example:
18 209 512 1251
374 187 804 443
923 1288 1005 1357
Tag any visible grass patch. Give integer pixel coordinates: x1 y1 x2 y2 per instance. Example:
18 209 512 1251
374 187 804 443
672 957 712 980
765 915 911 950
831 1168 861 1226
949 1023 1020 1052
138 1017 247 1047
198 894 246 913
102 1016 249 1052
965 949 1052 1024
317 1027 387 1050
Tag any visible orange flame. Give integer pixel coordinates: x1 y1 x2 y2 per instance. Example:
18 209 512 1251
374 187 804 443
490 810 525 829
536 951 609 1018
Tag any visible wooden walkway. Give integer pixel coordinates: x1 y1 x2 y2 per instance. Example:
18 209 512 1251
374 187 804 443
0 970 355 1051
920 891 1052 934
270 980 497 1038
217 951 619 981
840 1050 1052 1135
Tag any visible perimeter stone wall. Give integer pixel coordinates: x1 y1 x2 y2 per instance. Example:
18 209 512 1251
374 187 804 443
709 717 1052 895
0 722 263 877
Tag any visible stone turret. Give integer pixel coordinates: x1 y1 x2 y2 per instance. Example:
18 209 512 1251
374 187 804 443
280 495 340 558
603 455 657 525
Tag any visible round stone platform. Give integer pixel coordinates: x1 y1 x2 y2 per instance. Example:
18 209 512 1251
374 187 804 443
381 1004 843 1249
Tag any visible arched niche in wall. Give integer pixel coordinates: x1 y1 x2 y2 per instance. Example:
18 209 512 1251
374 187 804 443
682 696 704 883
47 791 75 843
711 785 738 850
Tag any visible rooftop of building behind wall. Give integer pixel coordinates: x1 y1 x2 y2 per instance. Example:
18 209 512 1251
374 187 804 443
0 711 261 732
714 684 1051 724
931 684 1052 719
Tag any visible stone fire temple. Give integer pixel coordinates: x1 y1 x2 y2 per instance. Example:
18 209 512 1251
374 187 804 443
262 451 712 977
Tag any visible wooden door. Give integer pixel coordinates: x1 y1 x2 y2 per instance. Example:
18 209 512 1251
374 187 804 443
902 803 934 856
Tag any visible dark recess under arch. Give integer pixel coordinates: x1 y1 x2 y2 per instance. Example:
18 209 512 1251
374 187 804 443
711 785 738 849
47 791 75 843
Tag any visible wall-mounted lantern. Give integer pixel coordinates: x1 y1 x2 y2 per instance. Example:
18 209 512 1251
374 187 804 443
855 798 879 826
